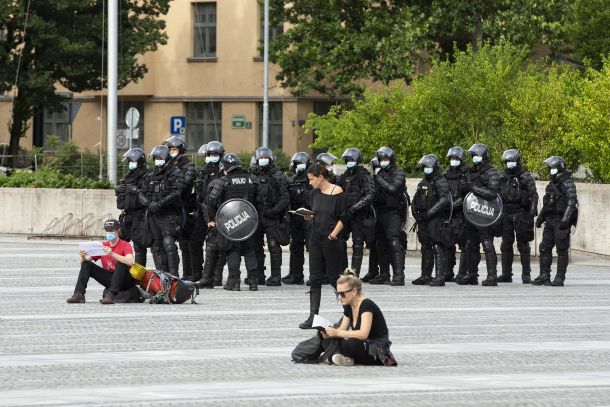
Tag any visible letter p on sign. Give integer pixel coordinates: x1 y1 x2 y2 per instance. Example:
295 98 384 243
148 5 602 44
170 116 186 135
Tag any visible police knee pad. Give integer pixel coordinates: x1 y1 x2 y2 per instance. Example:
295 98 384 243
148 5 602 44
500 240 513 253
268 239 281 253
516 241 530 254
389 239 402 252
481 239 495 254
162 235 177 252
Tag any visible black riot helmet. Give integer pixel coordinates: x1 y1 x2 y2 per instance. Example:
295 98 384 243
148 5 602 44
446 146 465 161
468 143 490 163
255 147 274 167
289 152 311 172
220 153 242 173
417 154 441 172
376 146 395 164
206 140 225 156
501 149 521 163
316 152 338 167
544 156 567 172
342 148 363 164
197 144 207 156
149 145 170 161
122 148 146 165
166 136 187 154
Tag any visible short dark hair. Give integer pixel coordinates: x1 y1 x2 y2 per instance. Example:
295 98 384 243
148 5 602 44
307 163 330 179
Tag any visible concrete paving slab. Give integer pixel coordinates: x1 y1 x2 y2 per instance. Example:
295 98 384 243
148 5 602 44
1 236 609 406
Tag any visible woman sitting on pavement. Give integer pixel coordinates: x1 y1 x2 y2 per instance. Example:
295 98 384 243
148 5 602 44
323 270 397 366
66 219 135 304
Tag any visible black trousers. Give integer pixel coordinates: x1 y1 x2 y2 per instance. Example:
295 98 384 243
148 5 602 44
308 234 345 288
226 238 258 279
148 211 181 275
289 214 310 278
121 211 148 266
500 210 534 274
254 217 284 280
340 338 381 365
74 261 136 295
188 213 209 279
464 222 496 275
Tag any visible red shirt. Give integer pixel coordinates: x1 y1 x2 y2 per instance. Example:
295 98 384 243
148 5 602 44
92 239 133 272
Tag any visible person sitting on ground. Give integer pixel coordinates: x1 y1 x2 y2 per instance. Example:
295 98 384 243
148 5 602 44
66 219 135 304
322 270 397 366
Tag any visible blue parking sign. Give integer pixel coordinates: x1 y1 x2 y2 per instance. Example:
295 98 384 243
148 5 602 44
170 116 186 135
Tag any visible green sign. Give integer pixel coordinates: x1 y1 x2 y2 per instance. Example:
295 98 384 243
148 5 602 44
232 115 246 129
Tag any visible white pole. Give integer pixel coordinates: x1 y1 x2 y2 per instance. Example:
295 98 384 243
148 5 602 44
262 0 270 148
107 0 118 183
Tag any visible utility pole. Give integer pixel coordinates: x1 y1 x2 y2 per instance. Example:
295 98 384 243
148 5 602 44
107 0 118 183
262 0 270 148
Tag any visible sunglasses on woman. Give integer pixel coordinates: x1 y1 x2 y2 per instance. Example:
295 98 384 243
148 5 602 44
336 288 354 298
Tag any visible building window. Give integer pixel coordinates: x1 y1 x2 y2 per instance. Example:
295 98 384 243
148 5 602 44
117 102 145 150
186 102 222 149
258 4 283 56
43 105 71 146
193 3 217 58
258 102 283 150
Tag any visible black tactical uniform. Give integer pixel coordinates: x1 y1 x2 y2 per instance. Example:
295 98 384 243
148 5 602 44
533 156 578 287
458 144 501 286
411 155 451 286
361 157 383 283
193 141 225 286
498 149 538 284
138 145 185 277
252 147 290 286
115 148 151 266
283 152 313 285
442 147 470 282
337 148 375 277
207 154 263 291
166 136 197 281
370 147 408 286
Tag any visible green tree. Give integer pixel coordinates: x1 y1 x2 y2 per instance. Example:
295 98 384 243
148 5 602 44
568 60 610 182
0 0 171 165
566 0 610 69
269 0 433 97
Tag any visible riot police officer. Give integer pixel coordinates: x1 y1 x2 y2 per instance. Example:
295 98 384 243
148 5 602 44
207 154 263 291
411 155 451 286
442 147 469 282
533 156 578 286
283 152 313 285
369 147 407 286
115 148 150 266
194 141 225 286
361 157 386 283
252 147 290 286
138 145 185 277
498 149 538 284
166 136 197 280
337 148 375 277
458 144 501 286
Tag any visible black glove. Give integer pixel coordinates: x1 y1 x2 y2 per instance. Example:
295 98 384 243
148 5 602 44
535 217 544 228
461 182 472 194
559 219 571 230
127 185 138 194
148 202 161 214
421 211 431 222
115 184 127 194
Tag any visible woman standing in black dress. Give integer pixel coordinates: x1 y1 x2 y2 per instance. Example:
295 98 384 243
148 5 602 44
299 164 347 329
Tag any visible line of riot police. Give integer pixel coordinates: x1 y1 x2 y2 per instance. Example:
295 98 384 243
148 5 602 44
114 139 578 291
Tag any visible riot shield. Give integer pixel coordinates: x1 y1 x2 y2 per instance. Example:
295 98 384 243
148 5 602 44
463 192 503 227
215 198 259 241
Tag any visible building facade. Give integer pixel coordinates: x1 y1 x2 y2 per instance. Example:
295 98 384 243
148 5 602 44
0 0 338 157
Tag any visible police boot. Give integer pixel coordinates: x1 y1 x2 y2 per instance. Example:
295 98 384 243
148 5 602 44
179 241 192 281
189 244 204 283
481 240 498 286
198 258 215 289
361 247 379 283
498 251 513 283
299 286 322 329
162 236 180 277
213 254 225 286
552 251 568 286
369 271 391 285
429 246 447 287
455 249 468 282
247 269 258 291
413 246 434 285
265 240 282 286
533 252 553 286
388 240 405 286
283 255 305 285
519 244 532 284
224 272 241 291
351 244 364 278
456 247 478 285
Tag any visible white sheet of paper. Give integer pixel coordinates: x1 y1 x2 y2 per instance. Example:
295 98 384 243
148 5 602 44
78 241 105 257
312 314 332 329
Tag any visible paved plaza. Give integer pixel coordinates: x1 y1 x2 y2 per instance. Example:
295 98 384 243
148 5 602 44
1 235 610 406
